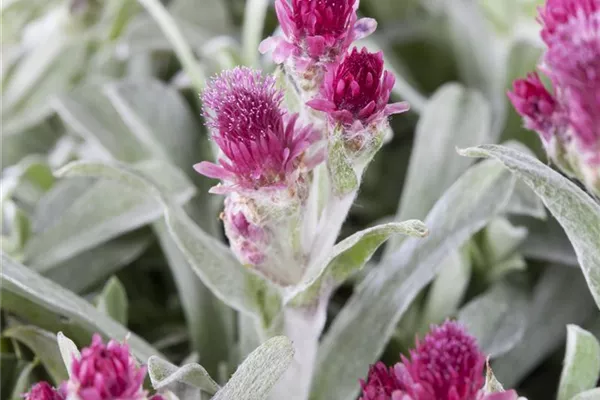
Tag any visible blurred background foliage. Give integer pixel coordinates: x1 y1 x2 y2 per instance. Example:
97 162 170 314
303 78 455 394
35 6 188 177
1 0 598 399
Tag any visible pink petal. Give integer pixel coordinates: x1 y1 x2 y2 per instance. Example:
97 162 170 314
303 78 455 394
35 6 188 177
353 18 377 41
193 161 232 180
306 98 337 112
385 102 410 116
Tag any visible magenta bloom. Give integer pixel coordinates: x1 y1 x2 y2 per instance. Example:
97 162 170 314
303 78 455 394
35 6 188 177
194 67 321 194
307 47 409 129
222 195 267 266
507 72 559 142
259 0 376 70
538 0 599 43
396 321 486 400
66 334 146 400
359 321 519 400
23 382 64 400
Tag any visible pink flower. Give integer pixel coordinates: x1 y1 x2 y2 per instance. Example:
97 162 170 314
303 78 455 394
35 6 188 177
507 72 559 142
66 334 146 400
23 382 64 400
259 0 377 71
538 0 599 43
359 321 519 400
307 47 409 129
194 67 321 194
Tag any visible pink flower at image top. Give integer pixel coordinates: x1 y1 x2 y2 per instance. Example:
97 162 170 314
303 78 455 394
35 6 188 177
259 0 377 70
307 47 409 129
66 334 147 400
359 321 518 400
194 67 321 194
509 0 600 165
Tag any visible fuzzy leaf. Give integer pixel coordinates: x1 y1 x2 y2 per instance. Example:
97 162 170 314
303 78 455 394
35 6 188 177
458 282 527 357
57 332 80 378
557 325 600 400
24 160 194 269
147 356 220 394
54 161 261 317
311 160 516 400
492 266 597 387
212 336 294 400
289 221 428 305
460 144 600 309
0 253 162 361
96 277 129 325
572 389 600 400
3 326 67 384
328 136 358 196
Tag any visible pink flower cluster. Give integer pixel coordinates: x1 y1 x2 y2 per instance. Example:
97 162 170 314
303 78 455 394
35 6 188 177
359 321 518 400
509 0 600 177
24 334 162 400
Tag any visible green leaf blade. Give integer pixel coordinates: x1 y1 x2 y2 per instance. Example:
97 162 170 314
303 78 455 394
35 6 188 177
557 325 600 400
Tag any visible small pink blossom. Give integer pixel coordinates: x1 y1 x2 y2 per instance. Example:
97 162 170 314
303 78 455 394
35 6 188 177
23 382 64 400
259 0 376 71
507 72 559 142
359 321 519 400
194 67 322 194
66 334 146 400
307 47 409 130
222 195 267 266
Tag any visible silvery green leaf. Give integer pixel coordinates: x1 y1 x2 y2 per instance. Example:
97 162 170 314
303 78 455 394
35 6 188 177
460 144 600 309
420 247 471 327
492 266 597 387
122 15 209 53
288 220 428 306
572 389 600 400
212 336 294 400
458 282 527 358
147 355 220 394
557 325 600 400
241 0 269 66
54 160 263 317
25 160 195 269
154 220 232 375
311 160 516 400
9 361 38 399
388 83 490 253
328 134 358 196
1 253 163 361
518 216 578 267
96 276 129 325
170 0 231 34
3 326 68 384
40 230 152 293
1 122 62 169
57 332 80 377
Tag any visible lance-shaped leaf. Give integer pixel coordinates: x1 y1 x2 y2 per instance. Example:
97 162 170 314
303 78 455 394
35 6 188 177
459 144 600 309
57 332 80 377
212 336 294 400
458 282 527 358
311 160 516 400
572 389 600 400
96 276 129 325
0 253 162 362
147 356 220 394
25 160 195 269
557 325 600 400
288 220 428 305
3 326 67 384
55 161 263 317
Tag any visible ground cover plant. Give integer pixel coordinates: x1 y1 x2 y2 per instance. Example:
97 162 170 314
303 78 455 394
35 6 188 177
1 0 599 399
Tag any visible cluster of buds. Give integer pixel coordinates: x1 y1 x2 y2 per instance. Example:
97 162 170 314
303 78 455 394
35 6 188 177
197 1 409 286
24 334 161 400
509 0 600 197
359 321 518 400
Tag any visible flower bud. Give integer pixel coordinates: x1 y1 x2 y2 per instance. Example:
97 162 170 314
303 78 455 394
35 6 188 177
66 334 146 400
24 382 64 400
509 0 600 196
259 0 377 96
307 47 408 161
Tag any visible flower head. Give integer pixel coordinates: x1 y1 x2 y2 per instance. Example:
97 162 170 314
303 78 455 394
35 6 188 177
194 67 321 194
307 47 409 129
23 382 64 400
396 321 486 400
259 0 377 71
359 362 407 400
538 0 599 43
507 72 559 142
67 334 146 400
